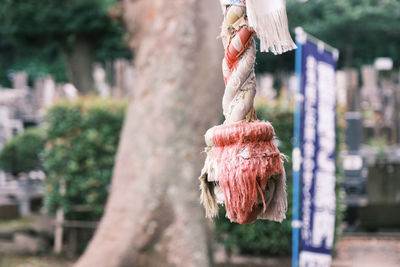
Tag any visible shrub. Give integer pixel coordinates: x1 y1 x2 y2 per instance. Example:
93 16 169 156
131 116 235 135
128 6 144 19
42 97 127 220
0 128 45 175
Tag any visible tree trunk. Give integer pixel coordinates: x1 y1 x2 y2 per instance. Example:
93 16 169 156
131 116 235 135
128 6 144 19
64 37 95 94
74 0 223 266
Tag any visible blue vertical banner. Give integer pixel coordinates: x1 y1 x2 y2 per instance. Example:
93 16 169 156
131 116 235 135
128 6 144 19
292 33 303 267
293 30 338 267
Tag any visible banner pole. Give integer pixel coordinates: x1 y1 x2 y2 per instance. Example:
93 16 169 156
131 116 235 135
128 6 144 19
292 27 305 267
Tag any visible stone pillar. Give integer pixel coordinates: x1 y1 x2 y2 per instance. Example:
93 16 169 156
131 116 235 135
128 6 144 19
93 63 111 97
336 70 348 108
257 73 276 100
346 68 359 112
381 78 396 143
361 66 380 112
43 76 56 108
13 72 28 90
33 78 45 114
123 62 135 97
113 59 126 98
113 59 135 98
19 176 31 216
63 83 79 101
19 195 31 217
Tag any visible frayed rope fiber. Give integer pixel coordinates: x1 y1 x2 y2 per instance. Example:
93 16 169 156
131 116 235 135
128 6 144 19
208 121 284 224
199 2 291 225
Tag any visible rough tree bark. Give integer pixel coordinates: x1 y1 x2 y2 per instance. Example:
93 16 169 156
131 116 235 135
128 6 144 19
74 0 223 266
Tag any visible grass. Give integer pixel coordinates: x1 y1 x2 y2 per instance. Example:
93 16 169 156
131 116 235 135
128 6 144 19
0 217 35 231
0 217 74 266
0 255 73 267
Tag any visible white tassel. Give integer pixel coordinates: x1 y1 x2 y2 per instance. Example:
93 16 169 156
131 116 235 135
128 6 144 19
258 167 288 222
246 0 297 55
199 152 220 218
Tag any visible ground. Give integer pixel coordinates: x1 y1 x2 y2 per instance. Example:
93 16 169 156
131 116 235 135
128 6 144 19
1 235 400 266
211 234 400 267
332 234 400 267
0 256 74 267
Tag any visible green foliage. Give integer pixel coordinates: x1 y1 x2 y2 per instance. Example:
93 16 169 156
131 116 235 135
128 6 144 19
42 98 126 220
0 41 68 86
0 128 45 175
256 0 400 74
215 103 345 257
289 0 400 68
0 0 131 86
0 0 116 45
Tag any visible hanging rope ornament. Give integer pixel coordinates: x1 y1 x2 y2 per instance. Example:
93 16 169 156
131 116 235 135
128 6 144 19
199 0 296 225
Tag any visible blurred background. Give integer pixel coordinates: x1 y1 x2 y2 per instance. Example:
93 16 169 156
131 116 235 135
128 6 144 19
0 0 400 266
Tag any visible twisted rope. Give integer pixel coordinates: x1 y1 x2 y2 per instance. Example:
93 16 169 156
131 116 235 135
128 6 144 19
199 4 287 224
221 5 256 124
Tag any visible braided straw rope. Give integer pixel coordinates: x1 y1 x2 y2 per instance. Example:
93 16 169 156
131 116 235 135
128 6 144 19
221 5 256 124
199 4 287 224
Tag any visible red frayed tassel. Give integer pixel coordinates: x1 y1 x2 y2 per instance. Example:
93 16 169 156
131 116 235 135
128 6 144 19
209 121 283 224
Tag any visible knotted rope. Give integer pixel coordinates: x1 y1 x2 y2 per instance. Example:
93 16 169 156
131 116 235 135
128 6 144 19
199 4 288 224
